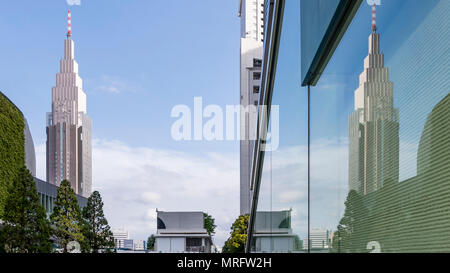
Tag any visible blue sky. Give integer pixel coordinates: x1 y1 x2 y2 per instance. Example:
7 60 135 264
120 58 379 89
0 0 242 245
0 0 240 151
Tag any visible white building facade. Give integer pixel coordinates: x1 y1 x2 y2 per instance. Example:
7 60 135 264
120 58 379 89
239 0 265 216
303 229 332 250
155 211 212 253
46 11 92 197
112 228 130 249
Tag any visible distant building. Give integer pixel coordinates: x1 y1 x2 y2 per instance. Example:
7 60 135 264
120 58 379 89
303 229 332 251
112 228 129 249
348 17 399 195
123 239 134 250
155 211 213 253
46 11 92 197
133 240 146 251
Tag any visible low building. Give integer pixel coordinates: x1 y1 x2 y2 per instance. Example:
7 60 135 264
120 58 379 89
123 239 134 250
251 210 301 253
35 177 88 217
155 211 213 253
133 240 146 251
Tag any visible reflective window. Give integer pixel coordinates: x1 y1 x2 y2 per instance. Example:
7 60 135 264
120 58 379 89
251 0 450 253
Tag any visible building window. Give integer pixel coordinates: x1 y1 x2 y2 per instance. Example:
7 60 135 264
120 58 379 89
253 86 260 94
157 217 166 229
186 238 202 247
253 72 261 80
253 58 262 68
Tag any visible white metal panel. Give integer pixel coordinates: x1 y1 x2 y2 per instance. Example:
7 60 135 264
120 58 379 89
170 238 185 253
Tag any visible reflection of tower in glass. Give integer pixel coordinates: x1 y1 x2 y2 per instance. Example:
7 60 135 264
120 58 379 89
46 11 92 197
348 5 399 195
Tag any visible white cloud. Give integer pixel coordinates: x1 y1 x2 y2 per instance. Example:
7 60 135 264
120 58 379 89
94 75 140 94
36 139 239 247
366 0 381 5
66 0 81 6
140 192 161 204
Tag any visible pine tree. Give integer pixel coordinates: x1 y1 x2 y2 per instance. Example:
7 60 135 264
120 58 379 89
81 191 115 253
50 180 84 253
203 212 217 235
0 167 52 253
147 234 156 251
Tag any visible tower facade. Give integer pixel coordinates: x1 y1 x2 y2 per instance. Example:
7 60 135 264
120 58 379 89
46 11 92 197
239 0 265 215
348 5 399 195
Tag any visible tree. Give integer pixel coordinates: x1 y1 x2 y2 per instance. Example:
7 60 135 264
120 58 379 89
0 167 52 253
50 180 84 253
331 190 368 253
203 212 217 235
147 234 156 251
222 214 249 253
81 191 115 253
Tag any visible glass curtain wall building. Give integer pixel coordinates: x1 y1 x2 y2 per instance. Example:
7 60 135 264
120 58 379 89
247 0 449 253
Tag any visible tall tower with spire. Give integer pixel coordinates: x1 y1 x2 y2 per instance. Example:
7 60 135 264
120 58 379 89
348 4 399 195
46 10 92 197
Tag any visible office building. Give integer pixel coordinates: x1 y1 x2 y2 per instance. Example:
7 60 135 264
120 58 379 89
348 6 399 194
239 0 265 216
112 228 130 249
303 229 331 251
46 10 92 197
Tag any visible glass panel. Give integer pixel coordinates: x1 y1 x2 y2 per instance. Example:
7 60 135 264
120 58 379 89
252 0 449 253
313 0 450 253
300 0 341 83
252 0 307 253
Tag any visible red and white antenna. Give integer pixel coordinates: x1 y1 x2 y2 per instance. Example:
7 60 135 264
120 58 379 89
67 10 72 38
372 4 377 32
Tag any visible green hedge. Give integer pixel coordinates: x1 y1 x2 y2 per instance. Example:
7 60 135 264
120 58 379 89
0 92 25 218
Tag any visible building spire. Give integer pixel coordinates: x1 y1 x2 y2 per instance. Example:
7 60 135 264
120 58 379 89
67 10 72 38
372 4 377 33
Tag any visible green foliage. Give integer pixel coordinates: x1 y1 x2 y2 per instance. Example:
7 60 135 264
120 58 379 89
147 234 156 251
203 212 217 235
81 191 115 253
0 92 25 218
331 190 368 253
50 180 85 253
0 167 52 253
222 214 249 253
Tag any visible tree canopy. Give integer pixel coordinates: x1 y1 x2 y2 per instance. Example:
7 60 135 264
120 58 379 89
0 167 52 253
203 212 217 236
50 180 84 253
81 191 115 253
222 214 249 253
